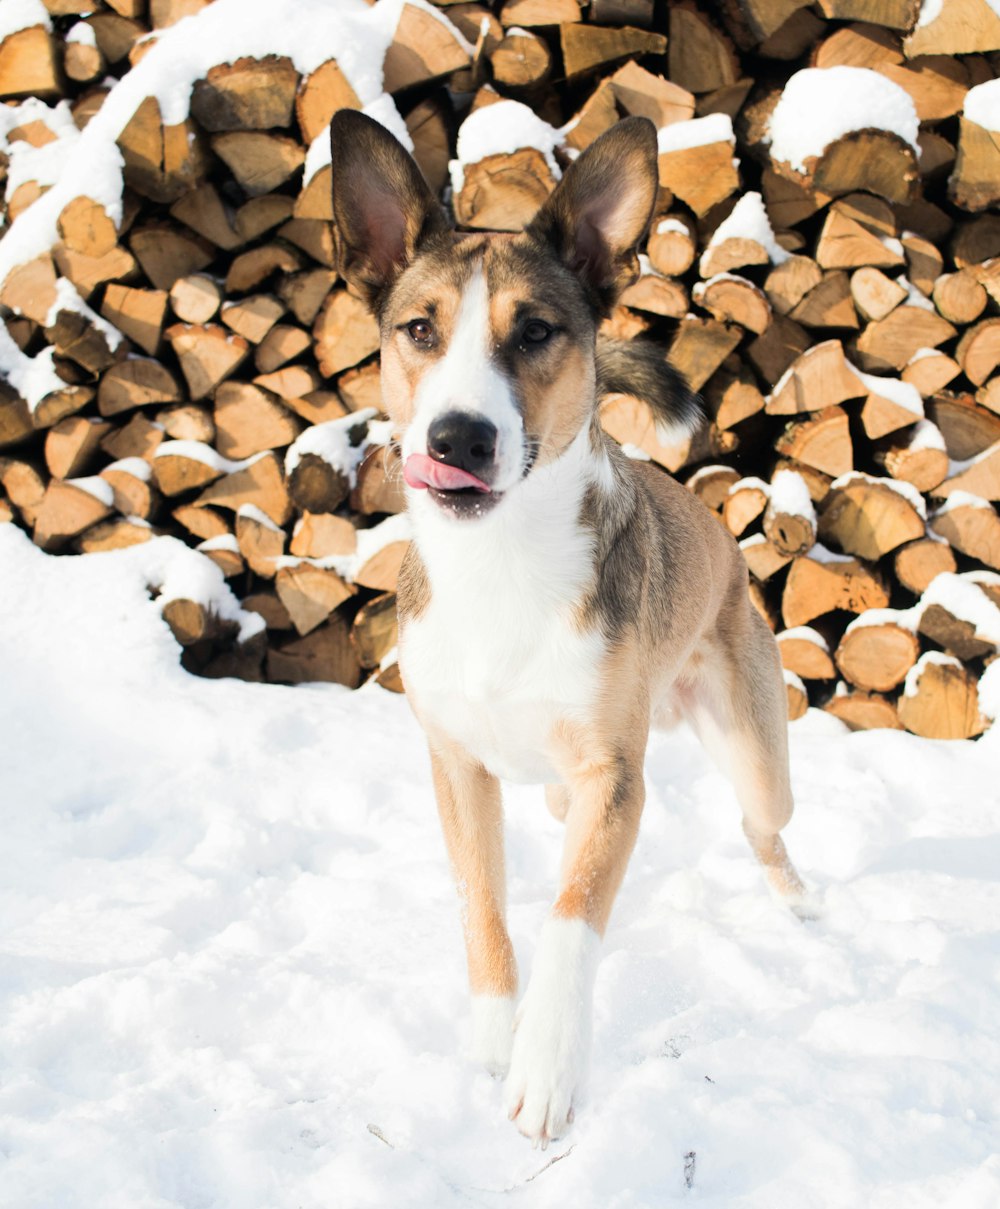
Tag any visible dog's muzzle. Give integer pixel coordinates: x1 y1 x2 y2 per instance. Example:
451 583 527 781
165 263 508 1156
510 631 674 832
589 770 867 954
405 411 504 518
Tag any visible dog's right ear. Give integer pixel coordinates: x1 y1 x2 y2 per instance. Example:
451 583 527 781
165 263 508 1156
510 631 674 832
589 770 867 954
330 110 450 311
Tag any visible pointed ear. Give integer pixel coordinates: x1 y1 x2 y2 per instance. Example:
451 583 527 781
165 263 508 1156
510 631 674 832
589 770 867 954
526 116 659 312
330 110 450 311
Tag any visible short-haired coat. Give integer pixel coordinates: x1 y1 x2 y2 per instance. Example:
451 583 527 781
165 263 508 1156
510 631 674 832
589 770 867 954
330 110 807 1147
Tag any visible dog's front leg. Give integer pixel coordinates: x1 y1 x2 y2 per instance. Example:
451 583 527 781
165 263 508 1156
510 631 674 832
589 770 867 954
506 738 647 1146
429 739 518 1077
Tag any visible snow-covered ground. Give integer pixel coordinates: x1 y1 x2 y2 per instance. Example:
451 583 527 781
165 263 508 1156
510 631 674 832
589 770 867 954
1 521 998 1208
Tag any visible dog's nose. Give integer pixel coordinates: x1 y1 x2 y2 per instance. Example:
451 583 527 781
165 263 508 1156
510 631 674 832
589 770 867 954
427 412 497 476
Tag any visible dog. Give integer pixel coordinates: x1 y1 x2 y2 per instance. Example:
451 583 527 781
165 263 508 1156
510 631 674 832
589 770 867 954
330 110 807 1148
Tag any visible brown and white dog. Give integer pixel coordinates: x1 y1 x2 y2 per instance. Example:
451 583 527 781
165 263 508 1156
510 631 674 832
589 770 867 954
330 110 807 1147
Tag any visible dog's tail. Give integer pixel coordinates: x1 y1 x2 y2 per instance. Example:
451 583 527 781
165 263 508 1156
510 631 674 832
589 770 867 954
595 338 704 444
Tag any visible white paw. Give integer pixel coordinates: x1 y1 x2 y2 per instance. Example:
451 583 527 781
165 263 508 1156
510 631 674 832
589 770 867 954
503 917 601 1147
470 994 516 1076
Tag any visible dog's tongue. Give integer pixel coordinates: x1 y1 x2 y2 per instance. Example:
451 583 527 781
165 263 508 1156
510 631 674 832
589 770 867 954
404 453 491 493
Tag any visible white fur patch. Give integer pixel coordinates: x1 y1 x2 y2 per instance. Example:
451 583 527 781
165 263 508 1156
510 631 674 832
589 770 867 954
470 994 516 1077
402 427 608 783
403 265 525 494
505 917 601 1145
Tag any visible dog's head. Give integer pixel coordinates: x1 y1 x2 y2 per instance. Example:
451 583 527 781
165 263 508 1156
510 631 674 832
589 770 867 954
330 110 658 520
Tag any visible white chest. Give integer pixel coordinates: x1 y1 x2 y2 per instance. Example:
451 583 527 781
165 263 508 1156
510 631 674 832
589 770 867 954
400 445 609 784
403 592 605 783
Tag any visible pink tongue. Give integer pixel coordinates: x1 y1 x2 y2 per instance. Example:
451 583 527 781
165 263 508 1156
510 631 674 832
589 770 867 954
404 453 491 493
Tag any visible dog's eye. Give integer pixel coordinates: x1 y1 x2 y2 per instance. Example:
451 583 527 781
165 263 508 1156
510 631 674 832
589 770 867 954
521 320 554 347
407 319 435 346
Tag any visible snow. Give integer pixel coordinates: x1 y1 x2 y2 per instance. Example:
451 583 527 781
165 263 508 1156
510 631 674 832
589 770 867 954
932 491 994 516
1 99 80 202
46 277 125 352
0 0 419 410
767 67 920 172
964 79 1000 133
655 218 689 237
104 457 154 482
776 626 830 652
68 476 115 508
981 660 1000 720
284 410 377 483
0 0 50 41
898 275 935 312
847 366 924 419
237 503 283 534
918 572 1000 646
154 440 252 475
902 649 964 697
906 420 946 453
450 100 563 195
830 471 927 521
65 22 97 48
656 113 734 154
699 193 790 276
768 469 815 524
1 522 999 1207
809 541 855 565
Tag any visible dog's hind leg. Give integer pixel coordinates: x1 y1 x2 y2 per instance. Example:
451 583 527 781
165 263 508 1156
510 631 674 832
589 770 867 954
682 601 808 907
429 737 518 1076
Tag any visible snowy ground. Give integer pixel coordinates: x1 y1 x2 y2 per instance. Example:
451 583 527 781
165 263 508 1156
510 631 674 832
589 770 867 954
1 522 998 1209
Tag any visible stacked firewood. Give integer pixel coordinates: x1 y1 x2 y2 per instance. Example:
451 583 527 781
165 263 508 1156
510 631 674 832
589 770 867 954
0 0 998 738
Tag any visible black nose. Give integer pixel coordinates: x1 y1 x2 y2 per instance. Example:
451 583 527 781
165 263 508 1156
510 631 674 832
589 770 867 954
427 412 497 476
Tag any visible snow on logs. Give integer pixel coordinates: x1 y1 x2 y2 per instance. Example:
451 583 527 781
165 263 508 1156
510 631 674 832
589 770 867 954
0 0 999 733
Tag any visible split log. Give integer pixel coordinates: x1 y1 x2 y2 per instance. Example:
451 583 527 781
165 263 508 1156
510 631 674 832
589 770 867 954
668 2 739 94
101 413 164 462
255 325 312 374
165 324 250 399
0 254 59 325
0 458 46 527
611 61 694 127
814 200 904 272
195 450 293 527
156 403 215 445
855 306 958 372
740 534 792 582
454 147 557 230
225 243 304 294
351 446 406 516
351 593 399 671
100 460 159 520
835 616 919 693
901 350 959 398
117 96 210 204
355 540 411 593
211 131 305 197
170 184 243 251
45 416 111 479
667 317 742 392
235 506 286 578
196 536 244 580
313 290 380 378
173 503 230 541
894 536 958 596
693 274 770 334
897 654 986 740
101 284 168 355
763 469 816 557
824 689 903 731
266 612 364 687
932 270 987 326
782 550 889 627
287 453 351 516
930 497 1000 571
130 224 213 291
0 26 62 100
904 0 1000 56
934 441 1000 503
153 442 226 497
169 275 223 325
705 362 765 430
777 626 836 680
927 394 1000 461
382 2 471 93
97 358 182 417
220 294 285 344
57 197 118 258
686 463 740 511
876 420 949 493
747 315 812 386
290 512 357 560
190 56 299 132
818 473 925 560
297 59 361 145
214 382 303 460
646 216 697 278
723 477 769 537
33 477 114 550
560 24 666 79
764 255 822 317
789 270 858 331
955 318 1000 388
77 516 154 553
277 269 336 327
657 132 740 218
774 406 853 478
275 563 355 637
850 267 906 322
765 339 862 416
949 114 1000 214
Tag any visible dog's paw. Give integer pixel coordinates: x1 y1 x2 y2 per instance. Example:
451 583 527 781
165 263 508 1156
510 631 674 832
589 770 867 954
504 996 586 1146
470 994 516 1077
503 917 601 1147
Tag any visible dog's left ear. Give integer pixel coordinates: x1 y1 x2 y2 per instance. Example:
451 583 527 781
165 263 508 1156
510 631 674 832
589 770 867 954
330 110 450 311
526 116 658 312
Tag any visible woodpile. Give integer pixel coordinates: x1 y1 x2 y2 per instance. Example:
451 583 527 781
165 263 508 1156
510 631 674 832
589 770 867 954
1 0 999 739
